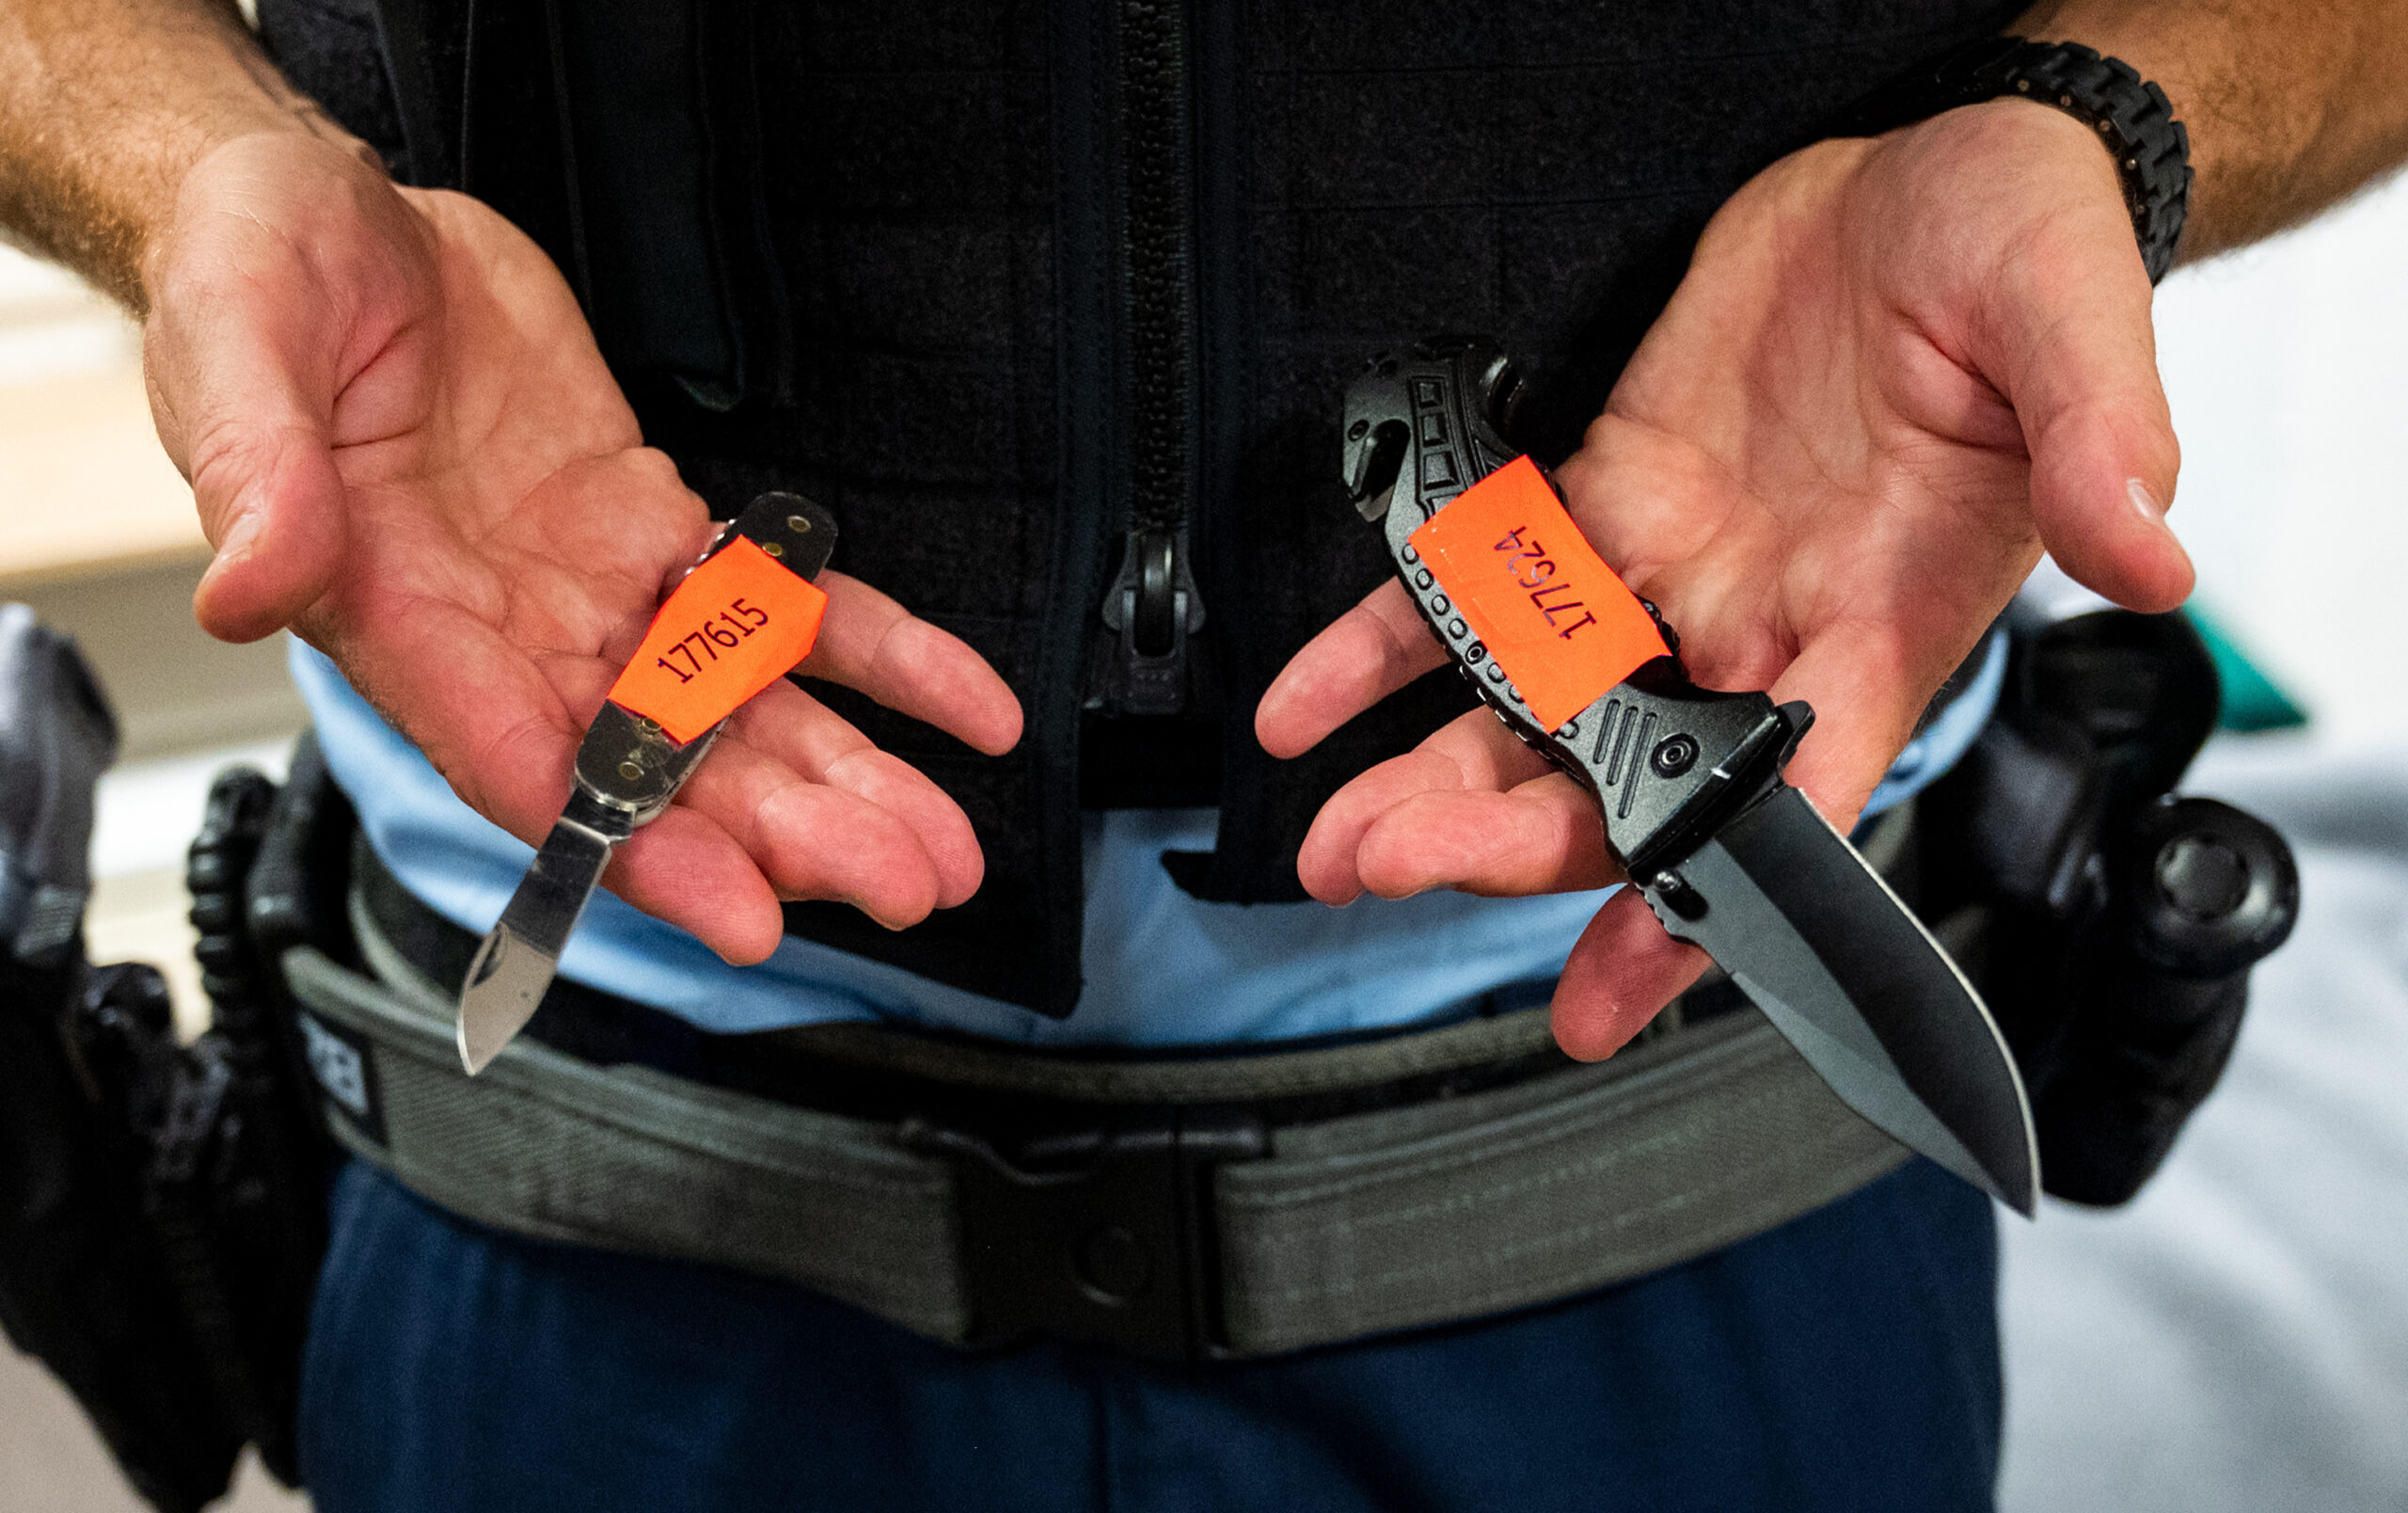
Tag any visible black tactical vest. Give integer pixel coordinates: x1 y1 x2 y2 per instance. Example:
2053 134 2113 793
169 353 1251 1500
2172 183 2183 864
257 0 2021 1015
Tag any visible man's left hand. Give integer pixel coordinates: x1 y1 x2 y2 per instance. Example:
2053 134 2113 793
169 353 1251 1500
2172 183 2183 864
1257 99 2195 1059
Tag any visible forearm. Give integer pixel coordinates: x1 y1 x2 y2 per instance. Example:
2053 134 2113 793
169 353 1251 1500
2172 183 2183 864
0 0 351 311
2015 0 2408 257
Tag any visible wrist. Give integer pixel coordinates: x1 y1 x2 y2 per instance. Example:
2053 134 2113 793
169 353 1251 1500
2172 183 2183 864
1837 38 2193 280
0 0 371 311
137 122 398 317
1838 98 2136 307
1901 94 2129 201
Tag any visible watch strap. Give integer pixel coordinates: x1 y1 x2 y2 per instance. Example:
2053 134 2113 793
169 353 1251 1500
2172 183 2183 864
1838 37 2194 282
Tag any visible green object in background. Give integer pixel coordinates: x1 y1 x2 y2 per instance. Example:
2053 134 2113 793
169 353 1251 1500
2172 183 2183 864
2184 603 2311 732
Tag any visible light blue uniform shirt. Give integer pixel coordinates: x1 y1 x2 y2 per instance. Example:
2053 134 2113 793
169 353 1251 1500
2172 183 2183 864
295 632 2001 1046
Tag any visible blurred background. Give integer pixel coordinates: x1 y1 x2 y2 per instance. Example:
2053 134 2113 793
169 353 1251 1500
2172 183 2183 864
0 169 2403 1510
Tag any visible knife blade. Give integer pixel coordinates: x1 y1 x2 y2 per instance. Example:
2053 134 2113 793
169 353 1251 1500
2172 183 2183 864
454 492 838 1075
1656 789 2038 1210
455 788 625 1074
1344 340 2039 1213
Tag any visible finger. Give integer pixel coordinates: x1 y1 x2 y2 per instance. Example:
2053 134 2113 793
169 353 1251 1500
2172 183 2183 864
1354 772 1621 900
1257 580 1447 759
368 623 968 945
724 679 986 908
673 733 947 931
604 806 788 965
1295 706 1554 903
800 571 1022 756
1549 888 1711 1060
1979 210 2193 613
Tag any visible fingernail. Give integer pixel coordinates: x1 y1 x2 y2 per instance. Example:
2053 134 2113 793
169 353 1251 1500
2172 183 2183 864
2127 478 2166 527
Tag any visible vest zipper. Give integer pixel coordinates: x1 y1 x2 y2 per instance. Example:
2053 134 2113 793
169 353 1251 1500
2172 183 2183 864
1095 0 1208 717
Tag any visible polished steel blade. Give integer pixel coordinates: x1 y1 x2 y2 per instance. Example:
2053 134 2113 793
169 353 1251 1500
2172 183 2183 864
1649 786 2040 1215
455 815 615 1075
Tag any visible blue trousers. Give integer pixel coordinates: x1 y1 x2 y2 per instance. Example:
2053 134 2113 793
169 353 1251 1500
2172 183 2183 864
299 1156 2000 1512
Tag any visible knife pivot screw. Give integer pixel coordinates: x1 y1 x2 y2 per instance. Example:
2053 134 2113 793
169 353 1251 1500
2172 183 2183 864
787 514 812 534
1464 642 1485 664
1652 869 1708 921
618 758 644 781
1348 419 1370 440
1651 733 1700 778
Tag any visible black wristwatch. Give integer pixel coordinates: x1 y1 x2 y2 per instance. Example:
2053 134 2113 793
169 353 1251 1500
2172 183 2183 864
1838 37 2193 282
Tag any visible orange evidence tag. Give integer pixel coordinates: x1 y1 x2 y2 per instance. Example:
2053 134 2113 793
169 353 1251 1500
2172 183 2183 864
1406 454 1669 733
604 535 830 744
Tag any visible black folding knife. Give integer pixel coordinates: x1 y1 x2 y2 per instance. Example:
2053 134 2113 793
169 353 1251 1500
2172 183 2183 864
1344 340 2039 1214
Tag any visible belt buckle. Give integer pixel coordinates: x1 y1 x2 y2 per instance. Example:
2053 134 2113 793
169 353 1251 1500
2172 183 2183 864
903 1107 1266 1363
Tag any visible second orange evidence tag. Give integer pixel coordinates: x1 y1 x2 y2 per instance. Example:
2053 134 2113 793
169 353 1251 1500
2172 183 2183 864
604 535 830 744
1406 455 1669 733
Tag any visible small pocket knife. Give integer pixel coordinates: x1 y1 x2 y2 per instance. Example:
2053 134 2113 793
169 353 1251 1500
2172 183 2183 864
1345 341 2039 1213
453 492 837 1075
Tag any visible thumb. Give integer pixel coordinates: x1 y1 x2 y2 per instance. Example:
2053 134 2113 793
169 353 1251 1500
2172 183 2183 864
181 401 348 645
1983 220 2194 613
143 140 399 646
149 280 347 644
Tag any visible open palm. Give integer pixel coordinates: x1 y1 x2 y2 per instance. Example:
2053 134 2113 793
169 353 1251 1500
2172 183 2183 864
1258 102 2194 1058
143 134 1021 964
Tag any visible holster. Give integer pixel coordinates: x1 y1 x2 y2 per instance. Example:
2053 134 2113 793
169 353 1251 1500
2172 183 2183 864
60 745 355 1491
1920 602 2300 1205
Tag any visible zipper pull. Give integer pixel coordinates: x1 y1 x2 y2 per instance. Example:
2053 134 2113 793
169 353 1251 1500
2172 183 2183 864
1096 526 1207 717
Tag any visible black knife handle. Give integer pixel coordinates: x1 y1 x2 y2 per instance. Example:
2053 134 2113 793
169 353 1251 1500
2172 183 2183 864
1343 341 1813 882
721 491 838 580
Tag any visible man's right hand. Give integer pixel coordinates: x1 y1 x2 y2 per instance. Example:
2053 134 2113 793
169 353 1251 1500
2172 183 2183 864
141 131 1023 964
